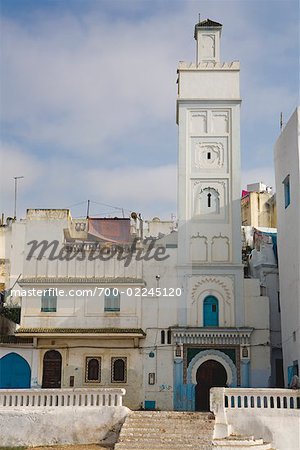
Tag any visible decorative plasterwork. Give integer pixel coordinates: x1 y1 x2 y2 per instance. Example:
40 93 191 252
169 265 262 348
190 233 207 241
191 275 233 304
190 112 207 134
202 34 216 58
212 112 229 134
211 234 230 262
190 234 208 262
172 327 253 347
178 61 240 70
193 180 225 189
186 349 238 387
194 142 224 169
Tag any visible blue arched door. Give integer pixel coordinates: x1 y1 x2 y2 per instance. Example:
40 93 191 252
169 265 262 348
203 295 219 326
0 353 31 388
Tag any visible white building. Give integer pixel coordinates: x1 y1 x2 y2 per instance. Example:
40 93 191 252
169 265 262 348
0 19 271 411
246 226 283 387
274 107 300 386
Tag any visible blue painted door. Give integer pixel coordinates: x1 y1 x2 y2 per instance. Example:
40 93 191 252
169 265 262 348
203 296 219 326
0 353 31 388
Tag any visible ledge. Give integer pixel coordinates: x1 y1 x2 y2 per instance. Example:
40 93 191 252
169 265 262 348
15 327 146 338
19 277 145 285
171 327 253 345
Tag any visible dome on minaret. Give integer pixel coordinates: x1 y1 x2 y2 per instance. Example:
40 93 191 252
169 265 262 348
194 18 222 39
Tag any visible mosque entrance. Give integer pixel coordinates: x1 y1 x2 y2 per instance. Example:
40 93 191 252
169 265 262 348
195 359 227 411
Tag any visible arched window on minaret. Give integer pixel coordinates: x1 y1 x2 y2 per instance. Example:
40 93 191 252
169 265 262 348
207 192 212 208
196 187 220 215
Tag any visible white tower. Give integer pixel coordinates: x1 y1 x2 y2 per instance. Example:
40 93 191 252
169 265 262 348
177 18 244 327
173 17 251 412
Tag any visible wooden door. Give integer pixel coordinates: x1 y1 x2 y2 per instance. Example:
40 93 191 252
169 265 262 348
195 360 227 411
42 350 62 388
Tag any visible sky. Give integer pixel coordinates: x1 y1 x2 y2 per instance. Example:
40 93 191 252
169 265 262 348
0 0 299 220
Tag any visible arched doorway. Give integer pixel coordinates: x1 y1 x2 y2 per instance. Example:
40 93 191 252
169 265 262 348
203 295 219 326
195 359 227 411
42 350 62 388
0 353 31 388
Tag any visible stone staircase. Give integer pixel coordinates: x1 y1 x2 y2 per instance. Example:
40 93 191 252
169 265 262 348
114 410 215 450
114 411 276 450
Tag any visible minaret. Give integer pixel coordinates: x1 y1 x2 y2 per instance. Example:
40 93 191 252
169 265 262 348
176 18 244 327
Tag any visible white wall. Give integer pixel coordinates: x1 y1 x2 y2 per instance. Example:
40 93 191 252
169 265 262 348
244 279 271 386
274 107 300 385
0 406 129 446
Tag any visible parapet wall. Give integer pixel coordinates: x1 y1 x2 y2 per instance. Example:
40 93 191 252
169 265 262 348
0 406 129 446
0 387 129 446
210 387 300 450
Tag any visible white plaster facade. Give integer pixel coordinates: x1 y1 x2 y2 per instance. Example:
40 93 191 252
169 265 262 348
274 107 300 386
0 19 271 411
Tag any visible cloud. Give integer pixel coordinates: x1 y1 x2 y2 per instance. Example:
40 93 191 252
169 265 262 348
85 164 177 217
0 13 185 155
242 166 276 192
0 0 298 218
0 141 176 219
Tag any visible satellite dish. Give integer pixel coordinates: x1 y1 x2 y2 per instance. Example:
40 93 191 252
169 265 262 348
131 212 138 220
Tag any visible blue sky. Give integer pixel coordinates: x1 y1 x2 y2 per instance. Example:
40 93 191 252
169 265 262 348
0 0 298 219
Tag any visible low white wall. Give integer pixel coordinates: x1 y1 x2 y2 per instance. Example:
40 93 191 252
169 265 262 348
210 387 300 450
0 406 130 446
227 408 299 450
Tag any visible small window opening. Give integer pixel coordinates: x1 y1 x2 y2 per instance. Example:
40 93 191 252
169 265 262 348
207 193 212 208
207 152 211 160
167 329 172 344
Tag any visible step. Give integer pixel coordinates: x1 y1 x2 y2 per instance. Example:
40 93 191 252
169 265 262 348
119 432 213 438
128 412 213 417
115 444 213 450
122 423 214 430
213 437 273 450
116 411 216 449
119 435 213 442
124 419 214 426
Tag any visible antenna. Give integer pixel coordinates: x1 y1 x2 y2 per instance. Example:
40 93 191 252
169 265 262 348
86 199 90 218
198 13 201 23
13 176 24 220
280 112 283 131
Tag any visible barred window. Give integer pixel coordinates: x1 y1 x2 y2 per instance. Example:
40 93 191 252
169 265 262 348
111 357 127 383
41 289 57 312
104 288 120 312
85 357 101 383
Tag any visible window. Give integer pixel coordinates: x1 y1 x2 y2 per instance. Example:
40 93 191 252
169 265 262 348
41 289 57 312
161 330 165 344
207 192 212 207
203 295 219 327
85 357 101 383
111 357 127 383
167 329 172 344
283 175 290 208
197 187 220 215
104 288 120 312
